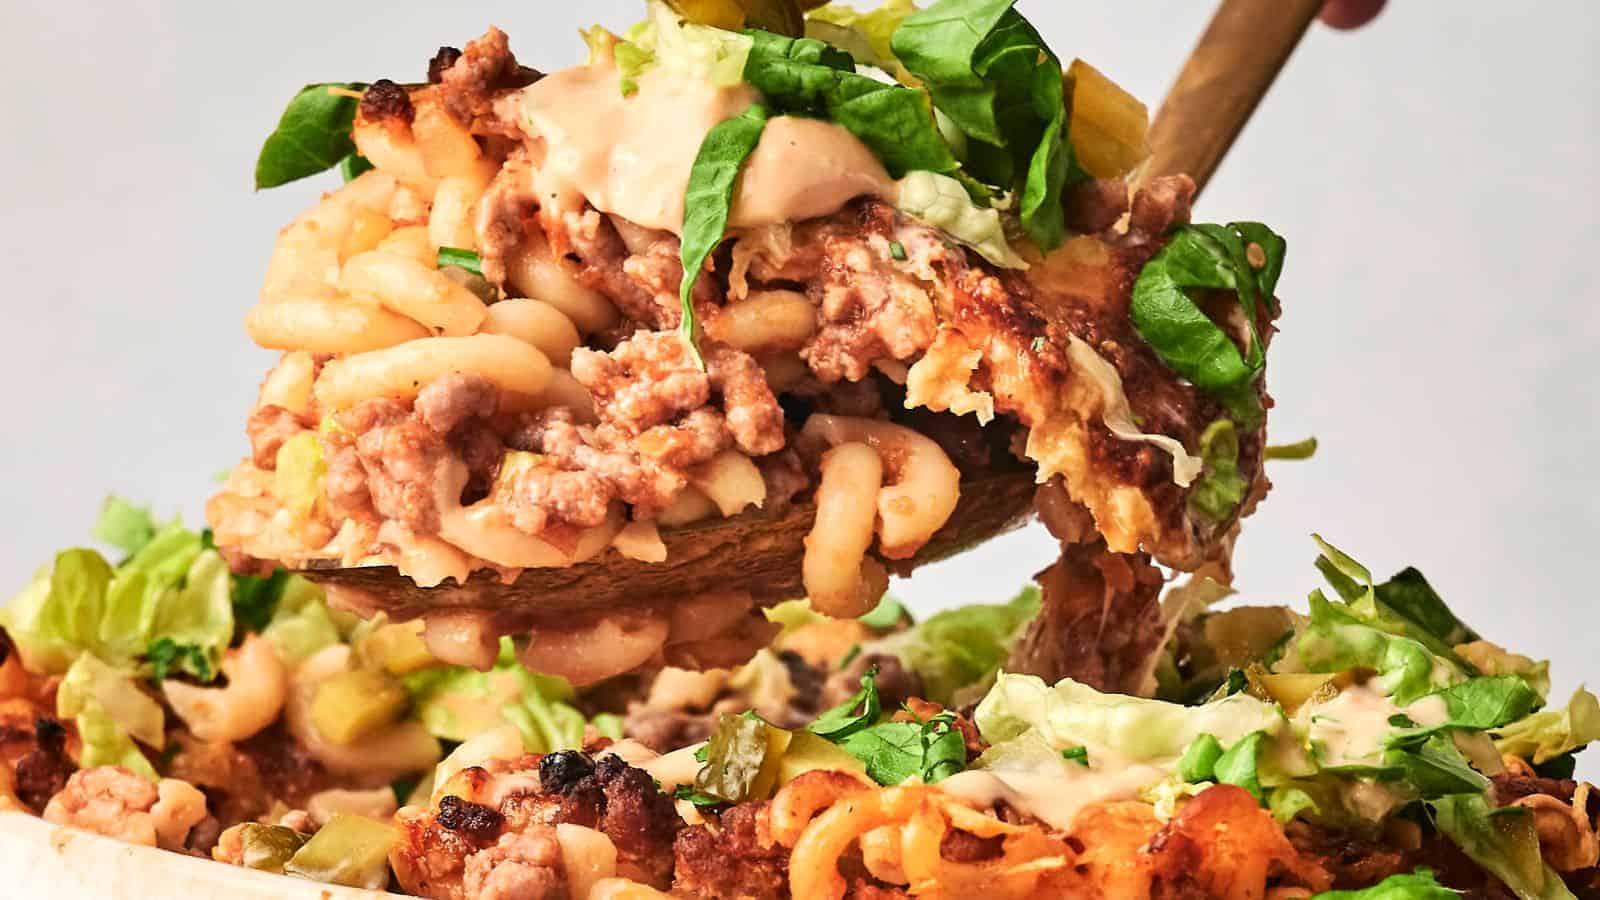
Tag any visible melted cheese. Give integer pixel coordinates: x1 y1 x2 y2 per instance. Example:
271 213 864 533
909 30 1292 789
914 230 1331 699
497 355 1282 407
520 64 894 233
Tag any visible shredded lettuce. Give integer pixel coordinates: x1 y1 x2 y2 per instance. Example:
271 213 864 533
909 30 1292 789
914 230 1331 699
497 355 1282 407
58 652 164 779
91 496 159 558
1 515 232 678
604 2 753 95
895 171 1027 268
261 576 341 669
1493 686 1600 765
404 640 593 752
1294 593 1458 706
975 673 1284 762
874 585 1039 705
1065 335 1204 487
1187 419 1249 524
1430 794 1576 900
804 0 917 77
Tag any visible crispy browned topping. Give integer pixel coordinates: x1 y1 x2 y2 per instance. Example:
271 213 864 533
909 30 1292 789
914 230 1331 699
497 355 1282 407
360 78 415 125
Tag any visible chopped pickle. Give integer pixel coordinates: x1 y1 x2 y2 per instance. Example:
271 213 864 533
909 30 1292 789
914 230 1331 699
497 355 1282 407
664 0 804 35
311 669 409 746
274 432 326 522
237 823 309 874
284 814 396 890
696 714 793 803
1258 671 1346 714
356 620 436 675
777 731 865 785
1202 606 1297 671
1066 58 1150 180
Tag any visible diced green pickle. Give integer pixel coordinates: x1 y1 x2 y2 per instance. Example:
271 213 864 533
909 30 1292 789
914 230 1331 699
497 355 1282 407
284 814 397 890
356 621 436 675
663 0 804 35
697 714 793 803
311 669 409 746
238 824 309 874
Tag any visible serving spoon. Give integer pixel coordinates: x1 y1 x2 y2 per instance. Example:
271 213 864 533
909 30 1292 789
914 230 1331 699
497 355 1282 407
298 0 1324 624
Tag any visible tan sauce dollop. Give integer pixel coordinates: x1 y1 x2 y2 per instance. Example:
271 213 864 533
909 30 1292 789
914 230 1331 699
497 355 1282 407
520 64 895 233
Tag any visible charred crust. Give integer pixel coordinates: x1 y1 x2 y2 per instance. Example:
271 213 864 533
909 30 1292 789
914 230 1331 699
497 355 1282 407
435 794 506 844
428 46 463 84
538 750 596 795
360 79 415 125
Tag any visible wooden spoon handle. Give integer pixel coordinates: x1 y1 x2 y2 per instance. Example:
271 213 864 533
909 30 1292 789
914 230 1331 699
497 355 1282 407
1139 0 1324 197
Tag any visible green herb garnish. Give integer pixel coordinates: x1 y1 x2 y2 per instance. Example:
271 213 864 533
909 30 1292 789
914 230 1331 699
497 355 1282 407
1188 418 1248 524
833 712 967 785
807 667 881 740
437 247 484 277
1129 223 1285 420
679 103 771 367
888 240 908 261
741 32 961 179
891 0 1079 249
1060 745 1088 765
858 595 907 630
1264 437 1319 460
255 83 368 190
145 637 213 683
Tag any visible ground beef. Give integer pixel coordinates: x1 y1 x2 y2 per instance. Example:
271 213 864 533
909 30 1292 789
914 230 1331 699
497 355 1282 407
1285 821 1413 890
429 46 463 84
620 707 718 755
939 828 1004 863
475 154 536 286
462 828 568 900
437 27 521 127
790 207 940 383
437 795 507 844
1006 538 1166 694
1064 177 1131 234
707 347 785 455
510 409 693 521
572 331 711 435
672 802 789 900
1128 174 1196 241
12 717 72 812
326 374 502 533
360 79 415 125
245 404 304 470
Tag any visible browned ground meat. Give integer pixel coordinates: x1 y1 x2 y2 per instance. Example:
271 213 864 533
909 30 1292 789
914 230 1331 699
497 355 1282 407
437 27 520 128
393 752 680 899
1007 538 1166 694
165 724 348 827
245 404 304 470
572 331 713 434
1128 174 1197 242
1063 177 1132 234
1285 821 1413 890
324 374 502 532
10 717 72 812
672 802 790 900
359 78 415 125
462 828 568 900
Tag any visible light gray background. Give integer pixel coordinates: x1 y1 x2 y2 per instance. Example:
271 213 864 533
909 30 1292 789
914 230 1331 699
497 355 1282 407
2 3 1595 706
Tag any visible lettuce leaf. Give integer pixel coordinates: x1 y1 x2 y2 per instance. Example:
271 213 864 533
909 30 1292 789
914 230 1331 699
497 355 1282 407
1493 686 1600 765
261 576 341 669
1294 592 1457 705
804 0 918 77
1065 335 1204 487
606 2 754 94
404 640 592 753
974 673 1284 762
1188 419 1249 524
1386 676 1540 749
1429 794 1576 900
91 496 158 558
875 585 1040 704
895 170 1027 268
2 515 232 680
1309 869 1459 899
57 652 163 779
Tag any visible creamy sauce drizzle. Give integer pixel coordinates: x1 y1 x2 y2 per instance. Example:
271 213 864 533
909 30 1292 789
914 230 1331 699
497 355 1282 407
936 763 1169 832
1300 681 1448 767
520 64 895 233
